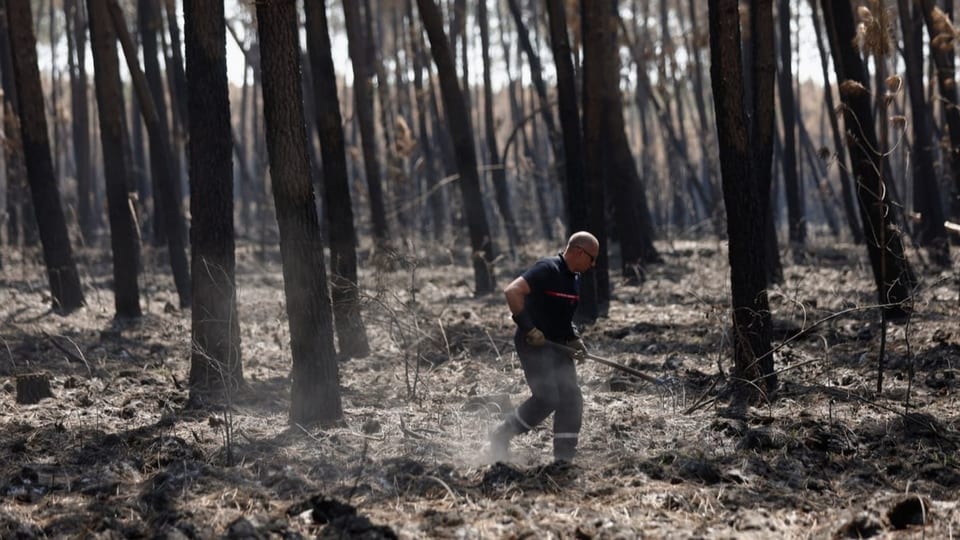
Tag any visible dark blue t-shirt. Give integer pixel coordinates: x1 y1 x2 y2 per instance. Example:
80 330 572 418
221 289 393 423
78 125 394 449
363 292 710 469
520 254 580 342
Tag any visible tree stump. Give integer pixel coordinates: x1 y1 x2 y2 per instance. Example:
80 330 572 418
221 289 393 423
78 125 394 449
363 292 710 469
16 373 54 404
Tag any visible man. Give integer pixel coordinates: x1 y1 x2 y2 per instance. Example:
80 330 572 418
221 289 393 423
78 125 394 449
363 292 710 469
490 231 598 463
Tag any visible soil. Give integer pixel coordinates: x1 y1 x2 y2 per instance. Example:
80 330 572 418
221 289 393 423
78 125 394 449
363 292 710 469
1 239 958 539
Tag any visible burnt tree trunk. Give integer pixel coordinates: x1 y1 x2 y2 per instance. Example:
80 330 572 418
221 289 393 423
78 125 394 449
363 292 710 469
580 0 611 320
709 0 777 401
920 0 960 224
139 0 166 244
256 0 342 425
64 0 95 243
809 0 862 243
506 0 565 190
305 0 371 360
5 0 84 311
546 0 589 235
821 0 916 320
0 3 37 248
406 0 443 241
184 0 243 396
88 0 142 318
343 0 390 245
16 373 53 404
899 0 948 265
417 0 498 295
479 0 520 254
584 0 660 279
777 0 805 251
110 0 191 308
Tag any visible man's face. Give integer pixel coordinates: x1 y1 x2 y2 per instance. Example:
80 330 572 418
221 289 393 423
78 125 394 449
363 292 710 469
570 244 598 273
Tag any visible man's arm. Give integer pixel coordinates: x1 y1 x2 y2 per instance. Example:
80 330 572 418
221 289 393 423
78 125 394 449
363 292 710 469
505 276 544 345
504 276 531 315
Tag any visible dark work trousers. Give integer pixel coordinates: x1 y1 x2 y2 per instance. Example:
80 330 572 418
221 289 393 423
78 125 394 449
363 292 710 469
506 338 583 460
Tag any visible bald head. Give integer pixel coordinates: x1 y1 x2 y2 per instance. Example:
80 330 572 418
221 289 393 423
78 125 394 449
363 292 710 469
566 231 599 253
563 231 599 272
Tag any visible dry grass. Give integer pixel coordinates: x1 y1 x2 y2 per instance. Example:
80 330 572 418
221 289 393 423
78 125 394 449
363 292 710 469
1 238 959 538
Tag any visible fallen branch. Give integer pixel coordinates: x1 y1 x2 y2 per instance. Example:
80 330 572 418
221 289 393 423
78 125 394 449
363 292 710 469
43 331 91 377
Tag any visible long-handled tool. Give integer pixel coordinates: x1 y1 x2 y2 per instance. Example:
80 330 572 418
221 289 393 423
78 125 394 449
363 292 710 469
547 340 666 385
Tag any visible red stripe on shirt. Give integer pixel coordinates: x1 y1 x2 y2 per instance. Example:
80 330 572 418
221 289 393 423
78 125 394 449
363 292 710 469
545 290 579 301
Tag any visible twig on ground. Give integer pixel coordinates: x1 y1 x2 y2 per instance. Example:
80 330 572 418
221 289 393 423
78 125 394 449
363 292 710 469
43 331 92 377
399 415 429 440
682 374 721 415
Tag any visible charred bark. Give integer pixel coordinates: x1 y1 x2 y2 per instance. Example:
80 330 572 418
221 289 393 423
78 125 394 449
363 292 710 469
305 0 371 360
111 0 191 308
88 0 142 318
821 0 916 320
4 0 84 311
256 0 342 424
184 0 242 396
417 0 498 295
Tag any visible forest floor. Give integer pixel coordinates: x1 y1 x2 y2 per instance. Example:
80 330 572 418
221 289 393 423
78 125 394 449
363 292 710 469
0 237 958 539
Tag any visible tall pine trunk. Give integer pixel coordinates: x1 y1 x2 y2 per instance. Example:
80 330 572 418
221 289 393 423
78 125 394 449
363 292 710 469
821 0 916 320
479 0 520 254
709 0 776 402
4 0 84 311
809 0 862 243
898 0 949 265
305 0 371 360
256 0 342 425
417 0 498 295
109 0 191 308
343 0 390 246
546 0 589 235
920 0 960 224
184 0 242 397
777 0 805 251
64 0 94 243
88 0 142 318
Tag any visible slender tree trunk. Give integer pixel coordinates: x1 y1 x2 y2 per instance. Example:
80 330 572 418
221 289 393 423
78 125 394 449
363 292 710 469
0 2 34 249
88 0 142 318
47 0 62 190
64 0 94 243
506 0 565 187
479 0 520 254
162 0 188 223
900 0 948 264
162 0 188 127
897 0 941 252
709 0 776 401
580 0 612 320
238 61 252 237
256 0 342 425
921 0 960 223
184 0 242 397
777 0 805 251
821 0 916 320
546 0 589 235
367 0 407 234
4 0 84 311
305 0 370 360
585 0 660 277
809 0 862 243
343 0 390 245
417 0 498 295
129 80 151 244
407 0 442 240
110 0 191 308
